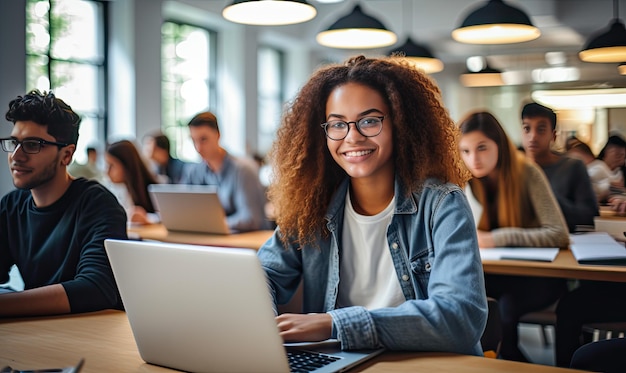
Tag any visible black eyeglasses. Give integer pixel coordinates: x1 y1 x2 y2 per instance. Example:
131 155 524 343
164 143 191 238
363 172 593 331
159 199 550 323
0 137 70 154
320 116 385 141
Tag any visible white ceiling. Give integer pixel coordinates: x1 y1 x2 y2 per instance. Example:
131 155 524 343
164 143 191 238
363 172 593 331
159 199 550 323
182 0 626 85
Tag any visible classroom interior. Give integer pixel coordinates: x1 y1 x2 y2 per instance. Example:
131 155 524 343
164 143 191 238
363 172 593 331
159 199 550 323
2 0 626 371
1 0 626 199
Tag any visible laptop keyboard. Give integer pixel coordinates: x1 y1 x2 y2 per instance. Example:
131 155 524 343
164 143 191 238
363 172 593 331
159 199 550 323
287 350 341 373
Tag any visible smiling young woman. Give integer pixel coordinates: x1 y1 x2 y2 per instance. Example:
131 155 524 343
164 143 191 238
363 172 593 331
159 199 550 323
256 55 488 355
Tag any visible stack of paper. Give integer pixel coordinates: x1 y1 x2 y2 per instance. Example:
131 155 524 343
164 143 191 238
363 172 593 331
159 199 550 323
479 247 559 262
570 232 626 265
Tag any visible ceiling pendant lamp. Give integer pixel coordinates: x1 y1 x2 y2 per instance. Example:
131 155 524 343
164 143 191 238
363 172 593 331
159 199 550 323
452 0 540 44
619 63 626 75
387 1 443 74
532 88 626 109
579 0 626 63
389 37 444 74
222 0 317 26
460 66 505 87
316 4 397 49
459 56 504 87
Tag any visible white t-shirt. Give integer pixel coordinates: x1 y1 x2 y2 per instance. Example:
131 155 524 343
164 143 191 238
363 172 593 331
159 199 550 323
587 159 616 201
102 178 160 225
336 189 405 310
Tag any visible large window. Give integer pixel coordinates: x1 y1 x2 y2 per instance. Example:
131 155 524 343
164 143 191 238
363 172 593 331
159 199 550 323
257 46 285 157
26 0 107 164
161 21 217 162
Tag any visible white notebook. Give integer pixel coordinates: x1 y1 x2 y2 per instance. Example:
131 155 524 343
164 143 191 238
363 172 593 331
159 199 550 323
570 232 626 265
479 247 559 262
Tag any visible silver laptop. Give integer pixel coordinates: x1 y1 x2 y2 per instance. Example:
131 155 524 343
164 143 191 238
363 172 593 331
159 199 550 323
148 184 230 234
104 239 384 373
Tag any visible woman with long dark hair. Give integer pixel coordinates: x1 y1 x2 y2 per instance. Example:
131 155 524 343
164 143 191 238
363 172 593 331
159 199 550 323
106 139 158 224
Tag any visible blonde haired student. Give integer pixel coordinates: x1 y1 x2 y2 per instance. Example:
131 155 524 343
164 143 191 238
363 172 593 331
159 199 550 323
458 111 569 362
257 56 487 355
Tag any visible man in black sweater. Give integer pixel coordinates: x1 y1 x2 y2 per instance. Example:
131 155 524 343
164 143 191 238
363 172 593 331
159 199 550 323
0 90 127 317
520 102 598 232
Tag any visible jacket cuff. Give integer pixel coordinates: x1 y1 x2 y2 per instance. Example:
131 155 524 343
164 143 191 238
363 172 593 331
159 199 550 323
329 306 379 350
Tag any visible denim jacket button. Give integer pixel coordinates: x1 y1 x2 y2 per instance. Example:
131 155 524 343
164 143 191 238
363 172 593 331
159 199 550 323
425 263 431 272
402 274 409 281
391 242 399 250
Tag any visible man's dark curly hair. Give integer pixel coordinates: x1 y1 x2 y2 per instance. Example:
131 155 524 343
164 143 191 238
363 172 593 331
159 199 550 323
5 89 81 144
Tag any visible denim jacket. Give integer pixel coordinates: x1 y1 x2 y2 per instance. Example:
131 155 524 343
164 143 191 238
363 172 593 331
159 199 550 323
258 177 487 356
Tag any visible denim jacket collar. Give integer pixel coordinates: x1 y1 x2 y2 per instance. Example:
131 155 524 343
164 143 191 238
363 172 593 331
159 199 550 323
325 177 417 228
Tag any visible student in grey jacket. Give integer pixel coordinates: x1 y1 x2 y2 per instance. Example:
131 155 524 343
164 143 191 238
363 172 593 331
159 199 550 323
257 56 488 355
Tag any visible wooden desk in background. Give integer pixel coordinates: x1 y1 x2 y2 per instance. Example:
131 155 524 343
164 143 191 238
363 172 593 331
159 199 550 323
599 205 626 218
0 311 584 373
483 210 626 283
129 224 626 282
128 223 274 250
482 250 626 282
595 211 626 243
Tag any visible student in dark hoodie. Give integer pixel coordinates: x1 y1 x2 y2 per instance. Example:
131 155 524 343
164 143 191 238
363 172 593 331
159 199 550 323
0 90 127 317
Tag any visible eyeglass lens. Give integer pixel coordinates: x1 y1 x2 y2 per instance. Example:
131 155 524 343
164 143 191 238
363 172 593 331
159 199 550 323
324 117 383 140
1 139 42 154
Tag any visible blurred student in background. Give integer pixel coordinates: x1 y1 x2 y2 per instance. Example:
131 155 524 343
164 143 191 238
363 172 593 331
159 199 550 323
142 131 187 184
180 111 270 232
106 139 159 225
68 146 104 182
566 139 621 203
520 103 598 232
555 135 626 369
458 111 569 362
597 134 626 189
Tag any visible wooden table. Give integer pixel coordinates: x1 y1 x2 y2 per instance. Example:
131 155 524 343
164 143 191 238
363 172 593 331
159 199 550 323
128 224 626 282
120 225 624 322
128 223 274 250
482 250 626 282
599 205 626 218
0 311 584 373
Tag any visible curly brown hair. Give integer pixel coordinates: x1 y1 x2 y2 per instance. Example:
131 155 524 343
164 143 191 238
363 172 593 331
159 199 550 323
268 55 469 247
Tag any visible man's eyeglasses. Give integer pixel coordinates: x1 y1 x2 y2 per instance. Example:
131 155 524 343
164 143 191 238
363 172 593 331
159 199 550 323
0 137 70 154
321 116 384 141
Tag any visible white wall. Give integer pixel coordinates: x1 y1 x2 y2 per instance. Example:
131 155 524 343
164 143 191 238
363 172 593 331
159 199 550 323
108 0 164 144
0 0 26 197
108 0 135 141
134 0 164 142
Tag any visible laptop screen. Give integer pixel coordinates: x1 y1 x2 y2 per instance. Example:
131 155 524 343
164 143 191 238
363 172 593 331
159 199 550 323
148 184 230 234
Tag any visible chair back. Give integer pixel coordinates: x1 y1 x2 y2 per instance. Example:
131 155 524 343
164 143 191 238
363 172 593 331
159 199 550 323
481 297 502 358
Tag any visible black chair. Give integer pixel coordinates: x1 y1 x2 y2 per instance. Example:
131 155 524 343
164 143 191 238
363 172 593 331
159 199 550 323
570 338 626 373
582 322 626 341
519 301 558 346
481 297 502 358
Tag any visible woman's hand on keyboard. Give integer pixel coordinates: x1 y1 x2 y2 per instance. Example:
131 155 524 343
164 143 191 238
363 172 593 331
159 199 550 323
275 313 332 343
